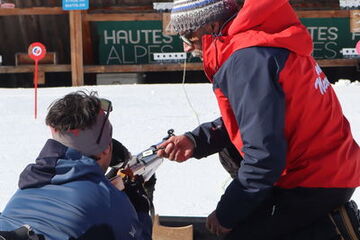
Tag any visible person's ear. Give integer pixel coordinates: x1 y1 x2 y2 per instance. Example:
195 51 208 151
97 144 111 160
211 22 221 34
103 144 112 155
96 144 112 172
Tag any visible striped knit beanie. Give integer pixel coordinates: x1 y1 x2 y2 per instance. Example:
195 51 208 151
169 0 239 33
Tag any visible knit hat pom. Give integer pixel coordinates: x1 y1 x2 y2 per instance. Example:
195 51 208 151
169 0 239 33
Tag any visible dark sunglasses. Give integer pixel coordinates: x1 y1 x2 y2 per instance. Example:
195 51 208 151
96 98 113 144
179 31 194 46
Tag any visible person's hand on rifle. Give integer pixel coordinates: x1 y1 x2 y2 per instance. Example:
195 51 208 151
156 135 194 162
109 174 150 212
123 176 150 213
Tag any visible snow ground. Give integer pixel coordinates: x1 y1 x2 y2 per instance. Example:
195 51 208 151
0 81 359 217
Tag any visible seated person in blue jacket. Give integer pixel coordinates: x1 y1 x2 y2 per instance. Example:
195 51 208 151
0 91 152 240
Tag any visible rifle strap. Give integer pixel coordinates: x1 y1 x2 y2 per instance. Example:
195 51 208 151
329 200 360 240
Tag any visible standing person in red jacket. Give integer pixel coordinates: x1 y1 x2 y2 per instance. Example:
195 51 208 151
157 0 360 239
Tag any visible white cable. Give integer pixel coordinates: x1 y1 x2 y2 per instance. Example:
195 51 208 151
181 57 201 125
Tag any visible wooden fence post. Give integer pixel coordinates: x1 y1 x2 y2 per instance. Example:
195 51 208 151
350 10 360 33
69 10 84 86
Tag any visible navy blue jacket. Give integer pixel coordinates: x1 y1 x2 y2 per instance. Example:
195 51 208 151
0 139 151 240
186 47 288 228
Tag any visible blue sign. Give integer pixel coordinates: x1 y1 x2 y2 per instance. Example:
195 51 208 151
62 0 89 10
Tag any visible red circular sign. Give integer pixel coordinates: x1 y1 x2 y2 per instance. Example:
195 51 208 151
28 42 47 61
356 41 360 55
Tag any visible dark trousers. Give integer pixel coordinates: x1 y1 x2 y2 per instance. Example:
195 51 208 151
225 187 354 240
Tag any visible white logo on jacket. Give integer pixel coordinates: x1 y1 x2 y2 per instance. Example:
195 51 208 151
314 64 330 95
129 225 136 238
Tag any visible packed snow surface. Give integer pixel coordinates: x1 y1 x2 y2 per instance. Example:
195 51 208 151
0 81 359 217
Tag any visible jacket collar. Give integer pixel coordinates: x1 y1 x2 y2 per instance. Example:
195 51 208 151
202 0 313 81
18 139 102 189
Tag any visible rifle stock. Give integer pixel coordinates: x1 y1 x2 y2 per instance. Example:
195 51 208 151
108 129 174 183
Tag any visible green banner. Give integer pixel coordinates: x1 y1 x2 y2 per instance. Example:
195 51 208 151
95 18 360 65
301 18 360 59
96 21 188 65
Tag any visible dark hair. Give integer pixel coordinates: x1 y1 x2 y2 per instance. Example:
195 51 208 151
46 91 101 131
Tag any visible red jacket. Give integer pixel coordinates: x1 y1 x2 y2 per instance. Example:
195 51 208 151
201 0 360 190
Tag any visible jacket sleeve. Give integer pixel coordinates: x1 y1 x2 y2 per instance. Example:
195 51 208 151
184 117 233 159
214 48 289 228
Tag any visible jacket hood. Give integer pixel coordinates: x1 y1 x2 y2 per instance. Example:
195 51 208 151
202 0 313 79
19 139 104 189
228 0 312 55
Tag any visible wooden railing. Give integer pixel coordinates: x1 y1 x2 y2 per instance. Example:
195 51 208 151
0 8 358 86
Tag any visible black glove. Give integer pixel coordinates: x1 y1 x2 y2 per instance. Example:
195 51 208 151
124 177 150 213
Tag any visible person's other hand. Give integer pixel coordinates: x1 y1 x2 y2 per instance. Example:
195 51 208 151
124 177 150 213
206 210 232 236
156 135 194 162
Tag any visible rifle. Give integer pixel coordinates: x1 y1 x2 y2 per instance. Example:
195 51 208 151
106 129 175 184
